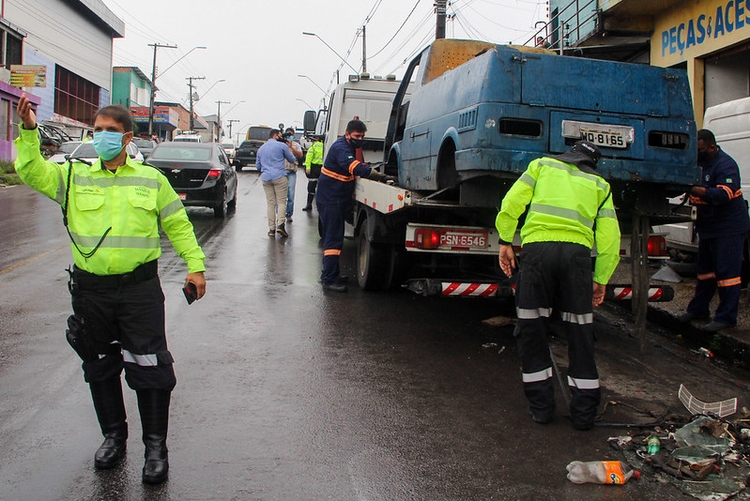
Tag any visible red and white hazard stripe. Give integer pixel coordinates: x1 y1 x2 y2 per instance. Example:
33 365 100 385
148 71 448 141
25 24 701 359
441 282 499 297
609 287 665 301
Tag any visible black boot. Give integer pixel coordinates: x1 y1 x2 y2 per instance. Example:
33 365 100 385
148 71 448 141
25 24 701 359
90 378 128 469
302 193 314 211
137 389 171 484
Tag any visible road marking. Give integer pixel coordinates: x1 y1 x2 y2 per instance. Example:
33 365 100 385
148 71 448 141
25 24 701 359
0 244 68 275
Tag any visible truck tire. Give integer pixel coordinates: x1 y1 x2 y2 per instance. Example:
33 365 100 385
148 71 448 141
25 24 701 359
356 217 390 291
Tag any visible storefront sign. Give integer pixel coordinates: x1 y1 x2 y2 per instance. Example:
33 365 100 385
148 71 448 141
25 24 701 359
10 65 46 88
655 0 750 63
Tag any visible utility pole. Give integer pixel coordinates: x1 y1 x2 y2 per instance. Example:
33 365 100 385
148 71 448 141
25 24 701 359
227 119 239 140
148 43 177 136
435 0 447 40
187 76 205 132
216 100 230 139
361 25 367 74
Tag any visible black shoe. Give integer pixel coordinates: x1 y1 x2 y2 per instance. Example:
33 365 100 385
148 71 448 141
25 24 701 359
322 282 348 292
704 321 733 332
302 206 312 211
677 312 709 322
268 229 275 237
95 437 127 469
276 224 288 238
286 215 293 223
528 407 553 425
142 441 169 484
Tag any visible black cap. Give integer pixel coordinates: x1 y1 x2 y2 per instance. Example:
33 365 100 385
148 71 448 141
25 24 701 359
571 140 601 164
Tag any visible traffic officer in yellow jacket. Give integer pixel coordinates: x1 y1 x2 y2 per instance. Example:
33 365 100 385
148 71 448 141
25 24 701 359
302 134 324 211
496 140 620 431
15 95 206 484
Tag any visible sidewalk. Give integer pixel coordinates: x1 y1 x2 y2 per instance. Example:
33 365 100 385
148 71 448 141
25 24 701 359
607 262 750 369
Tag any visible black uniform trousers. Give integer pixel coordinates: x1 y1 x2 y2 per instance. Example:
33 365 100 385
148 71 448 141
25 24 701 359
71 263 176 391
514 242 600 428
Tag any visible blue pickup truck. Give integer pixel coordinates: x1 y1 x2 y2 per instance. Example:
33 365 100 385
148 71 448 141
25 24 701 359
350 39 699 293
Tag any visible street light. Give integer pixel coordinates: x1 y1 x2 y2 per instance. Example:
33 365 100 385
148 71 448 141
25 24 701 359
194 79 225 103
302 32 359 74
222 100 245 117
148 45 206 136
297 74 329 99
296 97 314 109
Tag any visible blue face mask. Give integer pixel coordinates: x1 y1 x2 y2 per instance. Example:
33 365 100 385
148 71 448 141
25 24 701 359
93 131 125 161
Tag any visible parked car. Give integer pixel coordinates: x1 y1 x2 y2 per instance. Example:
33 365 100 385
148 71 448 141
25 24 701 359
146 142 238 217
132 137 157 159
219 138 236 165
47 140 83 164
235 140 263 171
65 141 144 163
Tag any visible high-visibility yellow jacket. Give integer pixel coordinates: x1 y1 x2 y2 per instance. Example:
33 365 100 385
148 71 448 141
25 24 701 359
305 140 324 174
14 125 206 275
495 157 621 284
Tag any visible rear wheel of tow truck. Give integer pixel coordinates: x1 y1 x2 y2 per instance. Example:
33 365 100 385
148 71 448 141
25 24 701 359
356 217 390 291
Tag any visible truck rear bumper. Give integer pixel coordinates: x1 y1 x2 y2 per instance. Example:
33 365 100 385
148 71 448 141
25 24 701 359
405 278 674 302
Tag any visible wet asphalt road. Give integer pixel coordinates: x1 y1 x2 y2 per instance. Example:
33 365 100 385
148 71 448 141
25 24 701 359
1 171 750 501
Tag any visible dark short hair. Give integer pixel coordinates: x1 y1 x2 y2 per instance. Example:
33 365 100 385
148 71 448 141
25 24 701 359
697 129 716 146
94 105 133 132
346 119 367 134
269 128 280 138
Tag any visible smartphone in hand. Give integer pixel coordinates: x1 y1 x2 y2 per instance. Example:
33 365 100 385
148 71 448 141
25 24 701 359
183 282 197 305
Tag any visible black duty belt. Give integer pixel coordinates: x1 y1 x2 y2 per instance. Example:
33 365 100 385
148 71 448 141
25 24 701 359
73 260 158 290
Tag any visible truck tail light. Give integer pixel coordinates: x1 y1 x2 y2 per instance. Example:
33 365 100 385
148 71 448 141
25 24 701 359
647 235 667 257
414 228 441 249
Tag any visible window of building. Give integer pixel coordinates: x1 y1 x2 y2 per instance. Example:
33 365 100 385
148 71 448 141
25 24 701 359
0 19 24 68
55 65 100 125
704 45 750 109
0 98 9 141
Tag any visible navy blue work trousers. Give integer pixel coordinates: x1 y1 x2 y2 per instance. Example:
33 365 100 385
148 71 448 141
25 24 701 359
687 233 744 325
317 199 351 285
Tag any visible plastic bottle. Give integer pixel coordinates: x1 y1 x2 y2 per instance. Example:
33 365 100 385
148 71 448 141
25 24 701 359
566 461 640 484
647 436 661 455
698 347 714 358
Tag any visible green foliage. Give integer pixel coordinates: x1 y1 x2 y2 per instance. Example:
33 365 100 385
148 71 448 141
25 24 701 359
0 160 21 186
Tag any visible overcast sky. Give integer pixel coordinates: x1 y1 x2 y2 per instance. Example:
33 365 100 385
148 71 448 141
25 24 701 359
101 0 547 142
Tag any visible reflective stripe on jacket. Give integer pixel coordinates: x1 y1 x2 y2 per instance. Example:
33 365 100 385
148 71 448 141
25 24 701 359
14 126 206 275
495 157 621 284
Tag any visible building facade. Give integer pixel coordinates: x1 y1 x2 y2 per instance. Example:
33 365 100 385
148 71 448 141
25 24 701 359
548 0 750 126
4 0 123 160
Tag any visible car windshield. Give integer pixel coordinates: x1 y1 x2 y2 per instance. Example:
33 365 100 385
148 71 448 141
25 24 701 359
71 143 97 158
133 138 154 148
150 146 212 161
59 142 81 154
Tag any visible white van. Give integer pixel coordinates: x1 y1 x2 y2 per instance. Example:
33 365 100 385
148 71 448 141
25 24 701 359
654 96 750 253
173 134 202 143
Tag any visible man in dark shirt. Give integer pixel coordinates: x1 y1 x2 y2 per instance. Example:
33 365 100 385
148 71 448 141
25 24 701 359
315 119 388 292
679 129 750 331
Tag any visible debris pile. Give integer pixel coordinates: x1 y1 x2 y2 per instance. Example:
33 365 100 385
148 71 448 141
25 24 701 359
604 386 750 500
